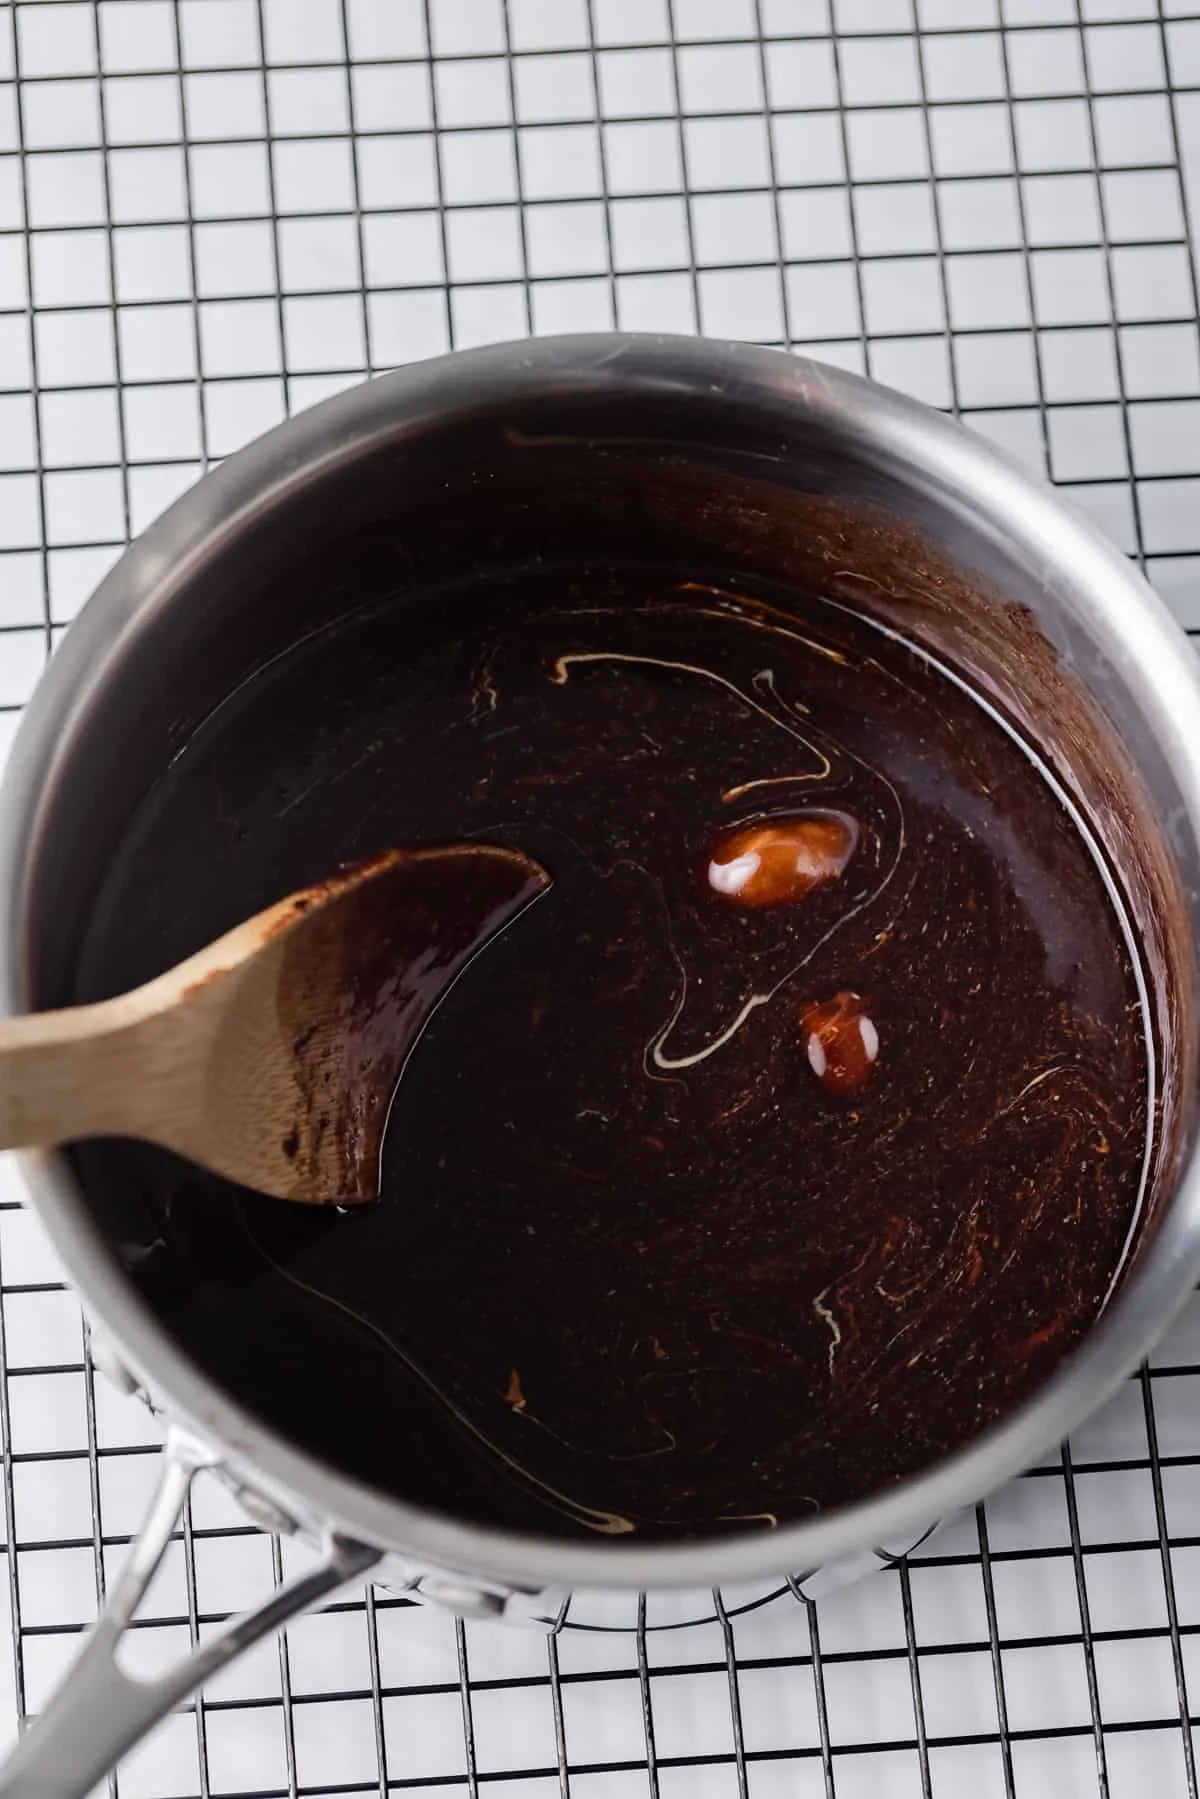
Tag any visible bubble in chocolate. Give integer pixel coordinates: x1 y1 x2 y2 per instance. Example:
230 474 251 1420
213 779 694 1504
801 991 879 1098
706 810 858 908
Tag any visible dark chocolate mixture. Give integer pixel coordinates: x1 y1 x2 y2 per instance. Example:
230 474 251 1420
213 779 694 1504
73 571 1151 1540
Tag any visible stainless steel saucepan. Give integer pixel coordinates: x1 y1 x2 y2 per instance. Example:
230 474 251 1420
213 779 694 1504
0 335 1197 1796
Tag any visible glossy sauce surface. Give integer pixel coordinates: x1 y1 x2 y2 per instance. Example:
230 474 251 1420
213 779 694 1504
73 571 1151 1539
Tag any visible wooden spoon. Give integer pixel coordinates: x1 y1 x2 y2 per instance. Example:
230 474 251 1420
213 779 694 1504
0 844 551 1204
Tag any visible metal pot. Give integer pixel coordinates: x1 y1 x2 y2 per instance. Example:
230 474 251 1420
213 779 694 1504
0 335 1197 1796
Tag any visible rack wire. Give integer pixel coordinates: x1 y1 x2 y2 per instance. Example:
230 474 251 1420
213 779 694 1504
2 0 1200 1794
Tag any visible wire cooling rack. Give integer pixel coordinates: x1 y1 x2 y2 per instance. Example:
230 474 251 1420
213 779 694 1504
2 0 1200 1794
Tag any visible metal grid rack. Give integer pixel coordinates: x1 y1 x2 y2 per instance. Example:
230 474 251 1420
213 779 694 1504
2 0 1200 1794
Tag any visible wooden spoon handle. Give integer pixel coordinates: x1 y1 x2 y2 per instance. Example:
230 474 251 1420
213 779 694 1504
0 998 154 1151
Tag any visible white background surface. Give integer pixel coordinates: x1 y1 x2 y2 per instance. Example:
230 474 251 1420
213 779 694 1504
3 0 1200 1795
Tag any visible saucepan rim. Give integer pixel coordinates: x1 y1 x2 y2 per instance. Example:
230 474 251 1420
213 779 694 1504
1 332 1198 1592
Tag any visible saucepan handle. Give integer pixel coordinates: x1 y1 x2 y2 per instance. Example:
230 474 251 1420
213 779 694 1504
0 1427 380 1799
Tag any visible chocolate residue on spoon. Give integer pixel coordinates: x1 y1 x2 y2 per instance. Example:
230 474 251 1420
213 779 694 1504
275 844 551 1202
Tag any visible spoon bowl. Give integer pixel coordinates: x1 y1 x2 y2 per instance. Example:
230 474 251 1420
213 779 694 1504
0 843 551 1203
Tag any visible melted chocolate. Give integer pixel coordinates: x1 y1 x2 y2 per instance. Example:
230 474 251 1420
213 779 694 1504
72 570 1151 1540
